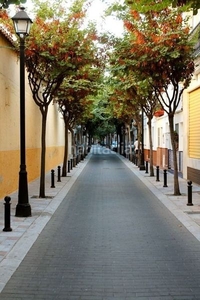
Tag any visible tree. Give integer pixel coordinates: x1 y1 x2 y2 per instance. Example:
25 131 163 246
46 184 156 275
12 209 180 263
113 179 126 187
108 35 158 169
54 23 107 176
56 69 100 176
141 88 158 177
0 0 26 9
119 7 195 195
24 0 97 197
125 0 200 15
106 72 140 158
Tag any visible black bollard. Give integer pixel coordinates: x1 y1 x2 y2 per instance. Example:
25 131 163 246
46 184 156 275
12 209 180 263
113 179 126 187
70 158 73 170
156 166 160 182
73 157 76 167
163 169 168 187
187 181 193 206
68 160 71 173
145 161 149 174
51 169 55 188
57 166 61 182
3 196 12 232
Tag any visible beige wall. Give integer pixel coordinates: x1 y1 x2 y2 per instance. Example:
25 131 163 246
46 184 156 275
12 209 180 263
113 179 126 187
0 33 67 199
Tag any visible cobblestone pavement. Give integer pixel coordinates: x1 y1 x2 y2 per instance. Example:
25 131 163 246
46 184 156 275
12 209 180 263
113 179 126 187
1 145 200 299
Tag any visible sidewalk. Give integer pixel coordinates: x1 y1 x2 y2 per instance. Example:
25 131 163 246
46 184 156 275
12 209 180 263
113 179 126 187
1 146 200 293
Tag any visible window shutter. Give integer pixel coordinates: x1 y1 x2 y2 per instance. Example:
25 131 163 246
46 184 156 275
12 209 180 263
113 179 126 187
189 88 200 158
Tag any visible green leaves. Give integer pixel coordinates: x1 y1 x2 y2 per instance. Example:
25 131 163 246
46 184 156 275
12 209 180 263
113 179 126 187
0 0 26 9
125 0 199 15
105 2 195 125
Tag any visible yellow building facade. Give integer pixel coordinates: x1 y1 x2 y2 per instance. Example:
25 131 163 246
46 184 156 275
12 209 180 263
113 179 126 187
0 29 68 200
182 11 200 184
183 63 200 184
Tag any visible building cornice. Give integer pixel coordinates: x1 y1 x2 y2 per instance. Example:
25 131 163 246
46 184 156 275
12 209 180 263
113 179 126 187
0 24 16 47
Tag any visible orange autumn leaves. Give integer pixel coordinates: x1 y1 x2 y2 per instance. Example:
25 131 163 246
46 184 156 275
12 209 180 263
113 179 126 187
109 4 194 118
122 7 194 81
124 9 186 48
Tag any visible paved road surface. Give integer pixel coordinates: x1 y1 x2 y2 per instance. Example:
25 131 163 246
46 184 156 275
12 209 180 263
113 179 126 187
1 147 200 299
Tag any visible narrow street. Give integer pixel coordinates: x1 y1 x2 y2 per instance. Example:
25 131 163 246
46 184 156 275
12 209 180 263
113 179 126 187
1 145 200 299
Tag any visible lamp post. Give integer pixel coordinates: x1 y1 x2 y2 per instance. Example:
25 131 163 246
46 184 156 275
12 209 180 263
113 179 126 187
12 8 32 217
140 107 145 170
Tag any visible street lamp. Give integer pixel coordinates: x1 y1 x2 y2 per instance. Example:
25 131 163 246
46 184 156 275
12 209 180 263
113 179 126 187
12 8 32 217
140 107 145 171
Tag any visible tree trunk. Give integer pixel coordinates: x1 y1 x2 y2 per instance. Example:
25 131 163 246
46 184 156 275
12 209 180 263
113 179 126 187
127 124 132 161
123 125 126 156
62 121 69 177
119 125 123 155
39 107 48 198
137 123 142 167
147 116 154 176
88 133 92 148
168 114 181 195
70 128 76 164
77 126 83 157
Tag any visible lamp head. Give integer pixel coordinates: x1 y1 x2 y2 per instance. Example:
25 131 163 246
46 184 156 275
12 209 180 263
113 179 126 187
12 7 32 39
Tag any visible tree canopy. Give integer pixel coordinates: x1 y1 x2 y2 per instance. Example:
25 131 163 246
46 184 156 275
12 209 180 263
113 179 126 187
125 0 200 15
0 0 26 9
24 0 104 196
107 4 195 194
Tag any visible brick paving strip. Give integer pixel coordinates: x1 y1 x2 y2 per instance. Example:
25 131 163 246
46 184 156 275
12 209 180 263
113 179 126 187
1 146 200 299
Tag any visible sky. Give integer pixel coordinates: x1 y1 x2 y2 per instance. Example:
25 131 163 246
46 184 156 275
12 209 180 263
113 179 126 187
86 0 124 36
12 0 124 37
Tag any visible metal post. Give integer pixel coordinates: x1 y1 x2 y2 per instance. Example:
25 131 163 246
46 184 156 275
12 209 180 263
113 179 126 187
163 169 168 187
3 196 12 232
140 107 145 170
68 160 71 173
57 166 61 182
51 169 55 188
145 161 148 174
187 181 193 206
73 157 76 167
135 155 138 166
71 158 73 170
156 166 160 182
15 37 31 217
